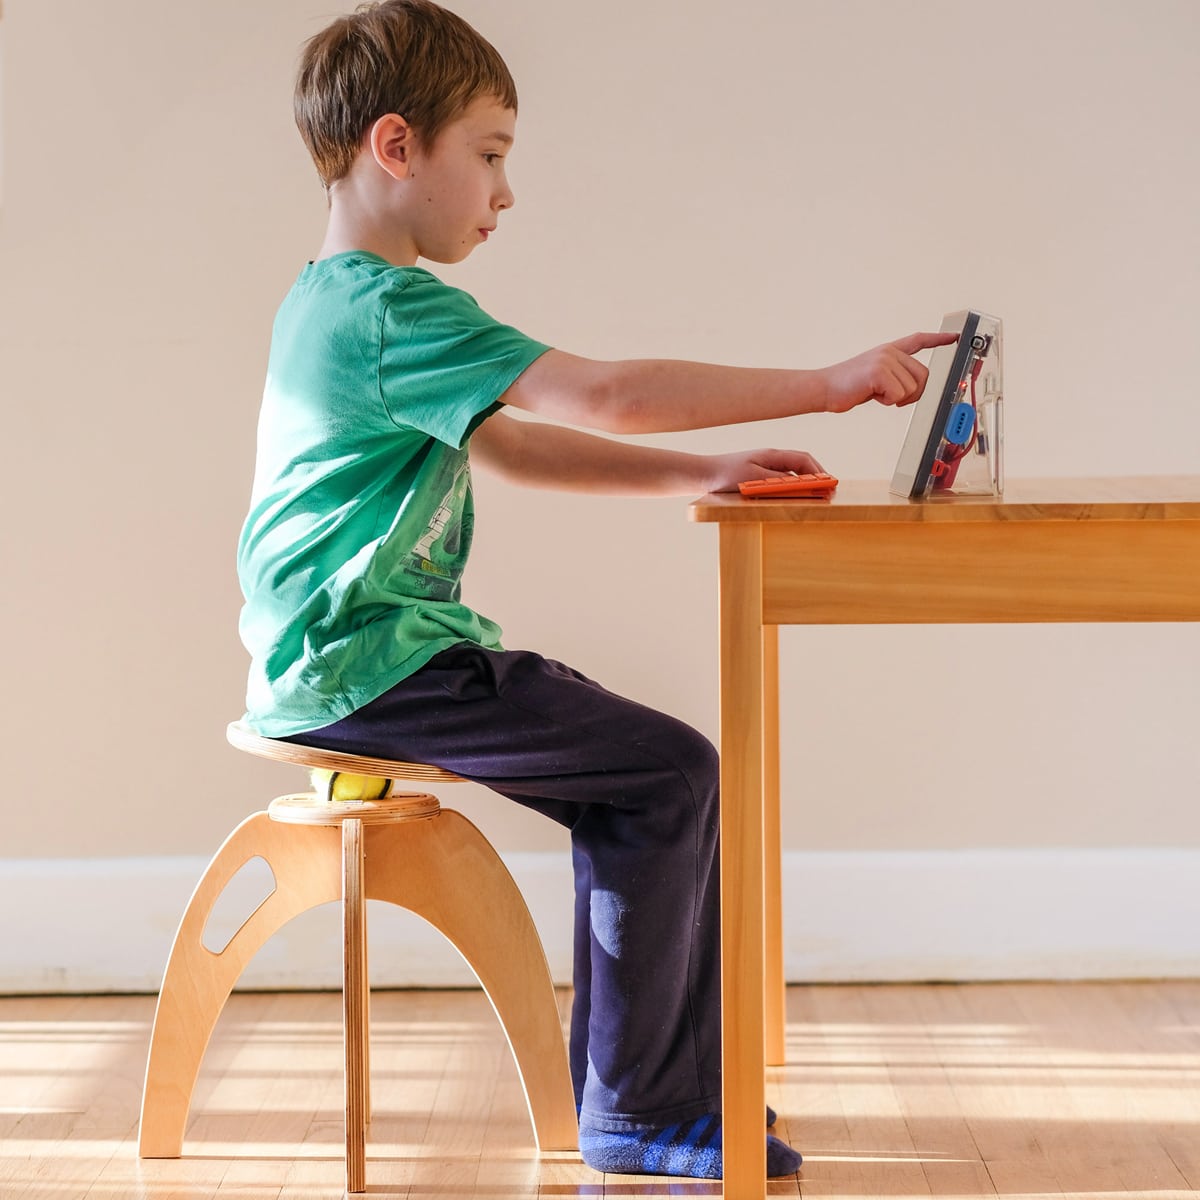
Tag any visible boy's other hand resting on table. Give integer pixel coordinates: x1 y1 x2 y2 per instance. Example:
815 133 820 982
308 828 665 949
703 448 827 493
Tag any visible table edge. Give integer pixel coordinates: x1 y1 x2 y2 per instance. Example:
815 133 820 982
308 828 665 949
688 476 1200 524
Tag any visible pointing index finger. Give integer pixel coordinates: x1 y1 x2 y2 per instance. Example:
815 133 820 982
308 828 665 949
893 331 960 355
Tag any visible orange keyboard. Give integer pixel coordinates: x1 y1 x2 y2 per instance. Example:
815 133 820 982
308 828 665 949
738 472 838 499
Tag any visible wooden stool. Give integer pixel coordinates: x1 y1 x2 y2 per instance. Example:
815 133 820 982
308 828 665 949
139 722 577 1194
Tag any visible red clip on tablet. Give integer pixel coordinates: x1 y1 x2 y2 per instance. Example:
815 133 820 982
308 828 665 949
738 472 838 499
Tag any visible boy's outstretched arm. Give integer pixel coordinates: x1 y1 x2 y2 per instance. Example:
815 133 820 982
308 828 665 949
499 332 959 436
471 411 823 497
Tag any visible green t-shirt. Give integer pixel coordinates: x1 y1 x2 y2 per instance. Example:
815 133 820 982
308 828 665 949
237 251 550 736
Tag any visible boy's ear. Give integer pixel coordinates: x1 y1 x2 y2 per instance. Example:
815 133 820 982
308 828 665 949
368 114 416 181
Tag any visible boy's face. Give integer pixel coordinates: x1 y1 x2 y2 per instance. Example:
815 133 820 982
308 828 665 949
396 96 517 265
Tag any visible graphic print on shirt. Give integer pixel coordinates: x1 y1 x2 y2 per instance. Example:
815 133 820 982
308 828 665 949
408 454 472 591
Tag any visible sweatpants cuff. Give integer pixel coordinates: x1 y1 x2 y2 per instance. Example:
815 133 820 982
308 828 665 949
579 1094 722 1133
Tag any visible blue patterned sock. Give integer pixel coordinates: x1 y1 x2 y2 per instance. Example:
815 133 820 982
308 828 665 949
578 1113 801 1178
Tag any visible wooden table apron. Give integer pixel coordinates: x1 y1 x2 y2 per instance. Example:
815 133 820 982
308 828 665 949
688 476 1200 1200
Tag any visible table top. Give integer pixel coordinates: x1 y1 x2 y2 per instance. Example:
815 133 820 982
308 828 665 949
688 475 1200 525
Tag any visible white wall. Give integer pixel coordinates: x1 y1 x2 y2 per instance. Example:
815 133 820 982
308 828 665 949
2 0 1197 989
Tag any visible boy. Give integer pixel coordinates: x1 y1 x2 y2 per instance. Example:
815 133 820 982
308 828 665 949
237 0 955 1180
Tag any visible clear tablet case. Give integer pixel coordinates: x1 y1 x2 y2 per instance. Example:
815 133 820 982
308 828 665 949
890 309 1004 499
928 315 1003 497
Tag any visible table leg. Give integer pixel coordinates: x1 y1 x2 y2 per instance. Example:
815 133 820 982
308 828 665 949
763 624 786 1067
718 524 767 1199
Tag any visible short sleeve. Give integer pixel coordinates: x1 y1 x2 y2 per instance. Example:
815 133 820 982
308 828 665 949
379 275 551 448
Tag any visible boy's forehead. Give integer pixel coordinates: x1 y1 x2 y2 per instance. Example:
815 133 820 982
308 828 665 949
456 96 516 141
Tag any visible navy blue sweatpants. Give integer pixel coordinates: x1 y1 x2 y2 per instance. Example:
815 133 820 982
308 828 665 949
287 642 721 1131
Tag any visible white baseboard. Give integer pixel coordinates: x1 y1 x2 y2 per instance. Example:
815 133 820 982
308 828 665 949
2 849 1197 994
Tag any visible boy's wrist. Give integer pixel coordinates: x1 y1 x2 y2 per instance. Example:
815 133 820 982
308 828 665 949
807 366 836 415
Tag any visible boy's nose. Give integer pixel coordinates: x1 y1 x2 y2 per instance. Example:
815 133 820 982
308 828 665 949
495 176 514 212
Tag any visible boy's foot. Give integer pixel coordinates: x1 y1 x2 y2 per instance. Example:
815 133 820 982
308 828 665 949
578 1113 801 1179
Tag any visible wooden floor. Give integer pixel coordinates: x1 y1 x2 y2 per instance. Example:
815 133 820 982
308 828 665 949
2 981 1198 1198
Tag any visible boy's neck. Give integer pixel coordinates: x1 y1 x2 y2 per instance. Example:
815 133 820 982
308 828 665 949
315 168 421 266
316 209 419 267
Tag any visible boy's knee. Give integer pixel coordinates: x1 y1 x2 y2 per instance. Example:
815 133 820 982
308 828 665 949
689 729 720 794
654 721 719 812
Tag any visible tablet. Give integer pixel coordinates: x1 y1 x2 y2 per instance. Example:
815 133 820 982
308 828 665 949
889 309 1003 498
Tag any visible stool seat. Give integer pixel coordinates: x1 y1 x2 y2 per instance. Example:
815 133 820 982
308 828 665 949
140 722 577 1195
226 720 463 784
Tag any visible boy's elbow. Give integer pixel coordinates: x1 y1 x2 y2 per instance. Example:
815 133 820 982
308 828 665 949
570 360 647 435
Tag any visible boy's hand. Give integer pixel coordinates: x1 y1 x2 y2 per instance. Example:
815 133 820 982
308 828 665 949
705 448 826 493
820 332 960 414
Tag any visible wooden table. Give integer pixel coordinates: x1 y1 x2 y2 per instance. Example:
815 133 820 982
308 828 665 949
688 476 1200 1199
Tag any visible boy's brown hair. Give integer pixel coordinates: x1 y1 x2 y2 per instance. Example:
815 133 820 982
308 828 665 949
295 0 518 188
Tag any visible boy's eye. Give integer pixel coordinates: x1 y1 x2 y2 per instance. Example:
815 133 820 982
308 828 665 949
483 153 503 166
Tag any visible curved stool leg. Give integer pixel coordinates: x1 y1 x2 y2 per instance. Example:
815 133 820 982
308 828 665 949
366 810 578 1151
139 812 341 1157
